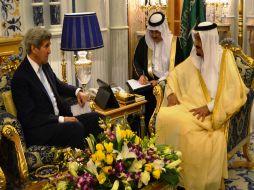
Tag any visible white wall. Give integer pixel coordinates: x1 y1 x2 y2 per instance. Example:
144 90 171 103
10 0 128 90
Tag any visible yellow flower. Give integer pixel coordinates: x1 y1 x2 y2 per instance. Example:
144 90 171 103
121 130 127 139
125 129 134 139
105 154 114 165
152 169 161 180
134 136 141 145
97 172 106 184
91 154 97 162
56 180 67 190
96 143 105 151
95 160 102 167
102 166 112 174
104 142 113 153
116 126 122 143
95 150 105 161
144 163 153 172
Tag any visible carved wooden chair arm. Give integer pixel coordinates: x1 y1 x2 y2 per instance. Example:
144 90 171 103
148 84 164 135
2 124 29 183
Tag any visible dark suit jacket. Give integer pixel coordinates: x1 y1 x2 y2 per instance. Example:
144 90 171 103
11 57 77 130
132 36 184 80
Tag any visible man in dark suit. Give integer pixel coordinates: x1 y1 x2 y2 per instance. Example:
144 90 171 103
11 27 102 149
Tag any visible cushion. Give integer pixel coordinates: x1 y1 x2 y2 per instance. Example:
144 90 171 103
0 74 12 112
2 91 16 117
25 146 56 170
235 56 254 88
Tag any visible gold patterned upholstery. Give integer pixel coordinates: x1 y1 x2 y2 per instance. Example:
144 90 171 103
2 91 16 117
0 36 25 189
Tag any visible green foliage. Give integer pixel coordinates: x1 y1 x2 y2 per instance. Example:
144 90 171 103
161 168 180 186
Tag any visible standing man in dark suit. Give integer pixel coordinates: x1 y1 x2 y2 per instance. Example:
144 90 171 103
11 27 102 149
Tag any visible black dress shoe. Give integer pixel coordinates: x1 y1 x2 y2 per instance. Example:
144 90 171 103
176 186 185 190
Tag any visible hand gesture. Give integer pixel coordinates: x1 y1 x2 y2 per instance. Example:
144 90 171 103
150 80 158 87
77 91 89 107
167 93 180 107
189 105 211 122
138 75 149 85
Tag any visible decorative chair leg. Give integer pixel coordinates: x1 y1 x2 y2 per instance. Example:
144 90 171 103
2 125 29 183
242 140 253 161
0 167 6 190
230 140 254 169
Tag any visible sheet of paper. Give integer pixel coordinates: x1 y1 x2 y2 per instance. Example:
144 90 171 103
71 103 91 116
127 79 151 90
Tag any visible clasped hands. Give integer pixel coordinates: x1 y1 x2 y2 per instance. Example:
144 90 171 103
64 90 89 123
167 93 211 122
139 75 158 86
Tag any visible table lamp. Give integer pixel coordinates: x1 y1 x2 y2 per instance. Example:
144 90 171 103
60 12 104 88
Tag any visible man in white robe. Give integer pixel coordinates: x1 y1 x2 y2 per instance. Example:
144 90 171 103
156 22 249 190
132 12 183 129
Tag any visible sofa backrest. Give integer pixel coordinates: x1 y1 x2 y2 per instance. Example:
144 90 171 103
220 38 254 155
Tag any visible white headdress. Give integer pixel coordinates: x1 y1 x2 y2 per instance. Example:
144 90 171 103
145 12 173 79
191 21 223 98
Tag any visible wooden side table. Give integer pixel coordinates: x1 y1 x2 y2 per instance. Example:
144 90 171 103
91 100 147 138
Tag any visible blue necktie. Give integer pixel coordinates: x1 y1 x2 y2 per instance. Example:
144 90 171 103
38 66 59 115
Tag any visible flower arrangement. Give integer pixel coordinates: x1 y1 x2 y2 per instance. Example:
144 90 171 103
43 119 182 190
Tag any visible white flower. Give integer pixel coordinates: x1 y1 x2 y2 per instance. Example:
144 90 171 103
85 135 95 153
111 180 120 190
176 151 182 158
163 146 172 154
67 162 79 177
116 142 136 160
86 159 98 176
128 159 143 172
177 166 182 172
140 171 151 186
152 159 165 170
125 185 132 190
166 159 182 169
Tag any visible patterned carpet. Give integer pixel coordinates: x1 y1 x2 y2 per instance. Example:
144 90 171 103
225 132 254 190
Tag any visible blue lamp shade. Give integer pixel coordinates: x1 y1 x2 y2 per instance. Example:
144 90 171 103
61 12 104 51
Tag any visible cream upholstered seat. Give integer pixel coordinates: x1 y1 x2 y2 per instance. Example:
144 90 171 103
149 38 254 169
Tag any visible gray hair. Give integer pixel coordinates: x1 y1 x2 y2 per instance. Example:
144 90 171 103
23 27 52 54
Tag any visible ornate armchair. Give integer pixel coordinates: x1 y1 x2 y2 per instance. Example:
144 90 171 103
0 37 61 189
149 39 254 169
